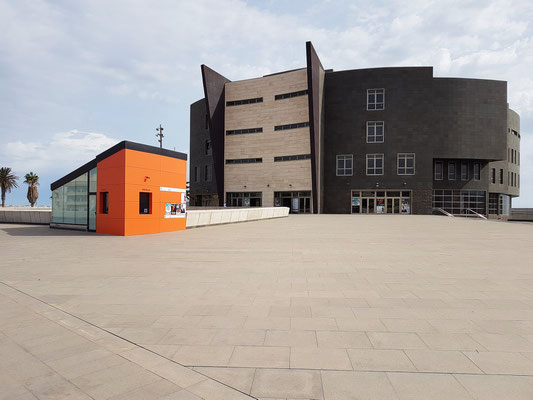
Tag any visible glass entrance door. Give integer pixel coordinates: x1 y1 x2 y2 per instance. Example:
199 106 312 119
352 190 411 214
88 194 96 231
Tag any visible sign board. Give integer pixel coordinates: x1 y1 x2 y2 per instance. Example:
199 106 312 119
162 187 187 218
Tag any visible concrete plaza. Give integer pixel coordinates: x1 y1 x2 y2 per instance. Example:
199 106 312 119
1 215 533 399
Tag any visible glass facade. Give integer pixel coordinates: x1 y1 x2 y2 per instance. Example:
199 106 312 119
274 191 311 213
226 192 262 207
52 172 89 225
432 190 486 215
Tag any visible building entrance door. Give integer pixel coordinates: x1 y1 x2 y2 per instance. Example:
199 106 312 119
88 194 96 231
386 198 401 214
352 190 411 214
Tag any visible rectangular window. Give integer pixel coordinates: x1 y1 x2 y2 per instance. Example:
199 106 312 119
434 161 443 180
274 122 309 131
336 155 353 176
491 168 496 184
461 162 468 181
499 168 504 184
226 158 263 164
205 139 212 156
275 89 308 100
226 97 263 106
101 192 109 214
397 153 415 175
194 166 200 183
448 162 456 180
366 154 384 175
139 192 151 214
205 114 209 130
226 127 262 135
366 121 384 143
474 163 480 180
204 165 212 182
367 89 385 110
274 154 311 162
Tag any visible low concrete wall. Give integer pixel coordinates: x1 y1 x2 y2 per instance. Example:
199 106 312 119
1 207 289 229
0 207 51 225
510 208 533 222
186 207 289 228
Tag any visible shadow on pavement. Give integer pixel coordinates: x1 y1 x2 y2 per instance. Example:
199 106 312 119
0 225 97 237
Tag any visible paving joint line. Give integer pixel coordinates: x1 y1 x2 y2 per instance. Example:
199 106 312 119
0 281 258 399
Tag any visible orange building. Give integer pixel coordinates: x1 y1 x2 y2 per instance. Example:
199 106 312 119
50 141 187 236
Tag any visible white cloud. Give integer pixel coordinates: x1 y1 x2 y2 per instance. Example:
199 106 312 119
2 130 119 176
1 0 533 205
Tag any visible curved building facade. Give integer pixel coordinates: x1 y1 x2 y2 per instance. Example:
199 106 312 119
189 42 520 217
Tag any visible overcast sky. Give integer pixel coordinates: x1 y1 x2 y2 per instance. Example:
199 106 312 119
1 0 532 207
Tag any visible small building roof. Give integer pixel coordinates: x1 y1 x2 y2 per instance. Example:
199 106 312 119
50 140 187 191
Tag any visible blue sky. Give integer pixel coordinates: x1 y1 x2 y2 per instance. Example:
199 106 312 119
1 0 532 206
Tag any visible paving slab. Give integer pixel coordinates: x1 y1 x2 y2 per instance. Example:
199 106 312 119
2 215 533 399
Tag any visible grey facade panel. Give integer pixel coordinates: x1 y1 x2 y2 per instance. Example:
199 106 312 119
323 67 435 214
189 98 217 196
431 78 507 161
190 42 519 215
201 65 231 205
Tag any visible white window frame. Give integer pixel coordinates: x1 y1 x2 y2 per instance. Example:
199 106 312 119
366 154 384 176
397 153 415 175
367 89 385 111
448 162 456 180
366 121 384 143
434 161 443 180
336 154 353 176
461 162 468 181
473 163 480 181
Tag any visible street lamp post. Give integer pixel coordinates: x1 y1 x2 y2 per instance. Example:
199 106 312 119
156 124 164 148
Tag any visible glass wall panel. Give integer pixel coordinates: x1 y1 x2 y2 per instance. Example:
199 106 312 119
89 168 97 192
75 173 88 225
63 179 76 224
52 187 64 223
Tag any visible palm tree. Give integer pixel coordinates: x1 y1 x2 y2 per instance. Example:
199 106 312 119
24 172 40 207
0 167 19 207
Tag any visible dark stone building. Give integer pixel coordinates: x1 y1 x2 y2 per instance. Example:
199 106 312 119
190 42 520 217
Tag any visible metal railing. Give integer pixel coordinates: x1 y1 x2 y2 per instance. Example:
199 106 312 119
465 208 488 219
434 208 454 217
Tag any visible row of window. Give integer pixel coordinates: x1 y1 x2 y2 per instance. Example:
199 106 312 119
275 90 308 100
99 192 154 215
337 153 415 176
489 168 520 188
226 88 384 110
508 148 520 165
226 127 263 135
225 122 309 136
434 161 481 181
227 90 309 107
226 97 263 107
193 165 212 182
226 154 311 164
509 128 520 139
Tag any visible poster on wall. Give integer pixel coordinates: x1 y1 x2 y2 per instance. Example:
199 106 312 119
376 198 385 214
162 188 187 218
401 199 410 214
352 198 360 206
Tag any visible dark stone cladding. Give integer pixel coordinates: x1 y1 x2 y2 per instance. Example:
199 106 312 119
190 98 217 196
201 65 231 206
50 140 187 191
322 67 507 214
306 41 325 214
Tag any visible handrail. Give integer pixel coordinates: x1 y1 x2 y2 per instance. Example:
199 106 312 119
466 208 488 220
434 208 454 217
